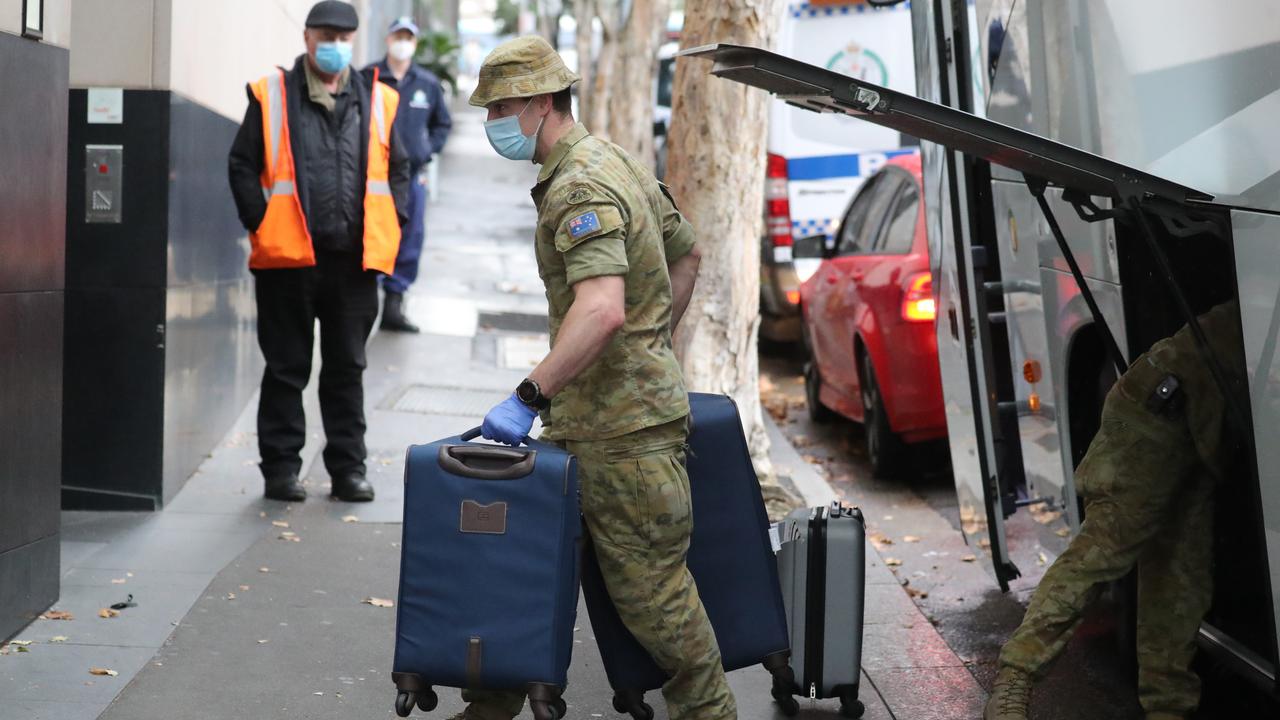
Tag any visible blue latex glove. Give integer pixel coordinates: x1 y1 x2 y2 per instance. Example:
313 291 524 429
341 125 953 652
481 393 538 446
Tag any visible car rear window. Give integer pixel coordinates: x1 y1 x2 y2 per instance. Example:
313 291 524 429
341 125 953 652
876 183 919 255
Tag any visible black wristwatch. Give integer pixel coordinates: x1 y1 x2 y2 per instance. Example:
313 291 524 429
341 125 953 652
516 378 551 410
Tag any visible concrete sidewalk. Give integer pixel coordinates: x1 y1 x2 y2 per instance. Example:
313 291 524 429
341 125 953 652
0 106 983 720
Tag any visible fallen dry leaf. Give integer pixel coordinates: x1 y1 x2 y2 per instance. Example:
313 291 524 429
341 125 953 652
89 668 119 677
363 597 394 608
342 515 359 523
9 640 32 647
40 611 74 621
1030 505 1063 525
50 636 68 643
239 585 250 591
961 555 977 563
258 567 270 573
110 578 127 585
884 558 903 567
905 586 929 599
1037 551 1049 566
98 608 120 619
278 532 301 542
257 639 270 645
1055 527 1071 538
271 520 290 528
225 593 237 601
903 535 922 543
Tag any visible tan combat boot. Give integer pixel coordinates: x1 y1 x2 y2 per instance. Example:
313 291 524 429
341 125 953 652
983 665 1032 720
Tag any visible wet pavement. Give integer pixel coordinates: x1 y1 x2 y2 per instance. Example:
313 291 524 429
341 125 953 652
759 348 1280 719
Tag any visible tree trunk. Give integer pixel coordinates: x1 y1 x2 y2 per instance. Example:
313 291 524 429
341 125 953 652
667 0 795 515
572 0 595 124
603 0 669 169
585 0 621 137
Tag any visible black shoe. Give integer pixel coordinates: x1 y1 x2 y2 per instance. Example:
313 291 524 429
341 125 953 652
264 474 306 502
382 292 420 333
331 474 375 502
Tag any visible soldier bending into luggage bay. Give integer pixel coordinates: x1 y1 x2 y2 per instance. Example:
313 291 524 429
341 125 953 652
465 37 735 720
986 300 1247 720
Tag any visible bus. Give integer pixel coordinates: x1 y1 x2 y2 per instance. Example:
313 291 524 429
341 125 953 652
686 0 1280 701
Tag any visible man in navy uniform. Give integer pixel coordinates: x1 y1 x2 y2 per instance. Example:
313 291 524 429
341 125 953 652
367 16 453 332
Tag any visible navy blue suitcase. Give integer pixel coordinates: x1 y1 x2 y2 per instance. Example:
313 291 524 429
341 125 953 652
392 428 580 720
581 393 793 719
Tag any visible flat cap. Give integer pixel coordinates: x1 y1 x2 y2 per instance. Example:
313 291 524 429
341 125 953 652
469 36 580 107
305 1 359 31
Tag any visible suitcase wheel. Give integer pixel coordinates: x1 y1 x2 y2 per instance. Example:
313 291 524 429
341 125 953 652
530 698 565 720
770 685 799 717
839 693 865 719
395 690 415 718
611 691 654 720
417 689 438 712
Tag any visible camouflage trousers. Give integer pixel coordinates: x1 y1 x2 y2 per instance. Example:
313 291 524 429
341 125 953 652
998 391 1215 717
461 418 737 720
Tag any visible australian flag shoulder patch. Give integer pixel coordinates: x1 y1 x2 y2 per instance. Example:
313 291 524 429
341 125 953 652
568 211 602 239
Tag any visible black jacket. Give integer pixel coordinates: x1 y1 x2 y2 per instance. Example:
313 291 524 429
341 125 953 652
227 55 411 253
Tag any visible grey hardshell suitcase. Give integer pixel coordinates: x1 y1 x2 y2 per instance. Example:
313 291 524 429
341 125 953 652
774 503 866 718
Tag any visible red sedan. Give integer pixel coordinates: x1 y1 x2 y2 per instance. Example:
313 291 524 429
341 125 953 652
797 154 947 477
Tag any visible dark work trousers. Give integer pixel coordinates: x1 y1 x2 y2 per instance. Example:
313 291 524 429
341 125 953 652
382 174 426 294
254 251 379 482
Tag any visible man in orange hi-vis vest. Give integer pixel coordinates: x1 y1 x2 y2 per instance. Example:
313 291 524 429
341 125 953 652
228 0 411 504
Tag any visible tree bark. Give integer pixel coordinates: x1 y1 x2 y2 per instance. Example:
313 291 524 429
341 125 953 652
603 0 669 169
667 0 794 514
572 0 596 124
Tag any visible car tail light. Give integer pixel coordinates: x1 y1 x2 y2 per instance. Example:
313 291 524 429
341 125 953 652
902 272 936 322
765 153 793 248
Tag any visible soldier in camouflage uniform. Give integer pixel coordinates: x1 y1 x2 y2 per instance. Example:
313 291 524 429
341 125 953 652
986 301 1246 720
460 36 734 720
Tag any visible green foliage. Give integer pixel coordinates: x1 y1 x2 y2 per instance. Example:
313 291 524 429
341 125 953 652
415 30 461 96
494 0 521 36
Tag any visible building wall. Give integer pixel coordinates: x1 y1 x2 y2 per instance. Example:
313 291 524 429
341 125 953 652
0 9 71 638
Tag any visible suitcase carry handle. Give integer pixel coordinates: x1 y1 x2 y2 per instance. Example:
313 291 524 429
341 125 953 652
438 444 538 480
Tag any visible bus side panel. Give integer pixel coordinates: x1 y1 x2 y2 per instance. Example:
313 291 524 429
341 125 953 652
1230 208 1280 669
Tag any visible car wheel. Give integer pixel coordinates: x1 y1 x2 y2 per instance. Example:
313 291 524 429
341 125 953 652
804 361 838 423
860 353 902 478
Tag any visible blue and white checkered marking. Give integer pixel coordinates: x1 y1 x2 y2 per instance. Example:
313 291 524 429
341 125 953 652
568 211 602 238
792 217 836 239
789 1 911 19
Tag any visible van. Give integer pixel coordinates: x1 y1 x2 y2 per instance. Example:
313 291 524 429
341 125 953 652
760 0 918 342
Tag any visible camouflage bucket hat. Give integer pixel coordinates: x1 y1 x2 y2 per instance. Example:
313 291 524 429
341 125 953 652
469 36 581 107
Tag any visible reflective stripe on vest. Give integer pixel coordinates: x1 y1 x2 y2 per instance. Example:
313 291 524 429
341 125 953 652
266 72 284 185
372 82 387 146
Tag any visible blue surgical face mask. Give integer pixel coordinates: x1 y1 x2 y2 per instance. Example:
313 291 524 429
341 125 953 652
484 99 544 162
314 41 353 74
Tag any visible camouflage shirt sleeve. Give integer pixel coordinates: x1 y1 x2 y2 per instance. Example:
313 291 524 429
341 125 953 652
551 183 629 286
658 181 695 262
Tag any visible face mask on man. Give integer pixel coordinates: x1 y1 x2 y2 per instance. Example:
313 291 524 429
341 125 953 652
484 99 544 162
314 41 353 74
389 39 416 62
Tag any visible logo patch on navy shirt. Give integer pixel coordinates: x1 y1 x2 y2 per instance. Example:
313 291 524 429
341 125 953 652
410 89 430 109
568 211 602 238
